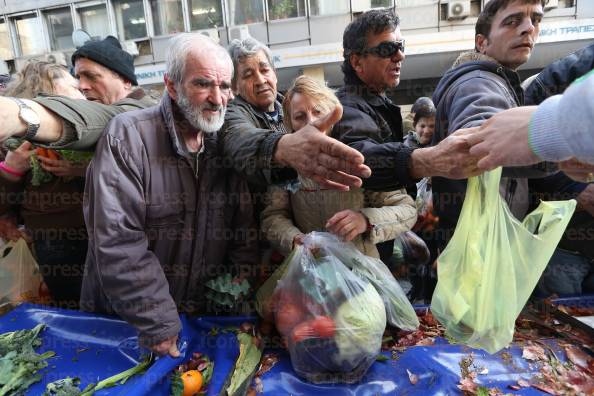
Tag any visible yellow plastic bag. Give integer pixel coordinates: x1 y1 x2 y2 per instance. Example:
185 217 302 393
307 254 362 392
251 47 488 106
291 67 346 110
0 238 43 304
431 168 576 353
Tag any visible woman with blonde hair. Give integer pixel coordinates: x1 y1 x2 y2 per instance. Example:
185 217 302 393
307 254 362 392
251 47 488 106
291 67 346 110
0 60 88 308
262 75 417 258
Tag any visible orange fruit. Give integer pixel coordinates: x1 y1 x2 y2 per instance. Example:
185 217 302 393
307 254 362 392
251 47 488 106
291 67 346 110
181 369 203 396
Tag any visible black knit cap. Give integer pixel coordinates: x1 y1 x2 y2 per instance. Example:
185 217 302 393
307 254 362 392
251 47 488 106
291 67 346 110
72 36 138 86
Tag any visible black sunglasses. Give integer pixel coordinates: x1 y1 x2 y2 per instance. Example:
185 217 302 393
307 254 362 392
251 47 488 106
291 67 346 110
363 40 405 58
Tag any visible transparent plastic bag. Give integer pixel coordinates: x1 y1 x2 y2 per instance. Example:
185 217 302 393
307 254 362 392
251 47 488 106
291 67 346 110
317 233 419 331
271 232 387 384
431 168 576 353
0 238 43 304
391 231 431 267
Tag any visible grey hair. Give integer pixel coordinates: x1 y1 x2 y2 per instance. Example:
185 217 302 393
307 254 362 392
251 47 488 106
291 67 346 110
166 33 232 86
227 37 274 89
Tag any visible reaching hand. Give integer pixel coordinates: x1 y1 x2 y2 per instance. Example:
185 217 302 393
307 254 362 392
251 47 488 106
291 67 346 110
150 335 180 358
411 129 483 179
465 106 541 170
274 105 371 191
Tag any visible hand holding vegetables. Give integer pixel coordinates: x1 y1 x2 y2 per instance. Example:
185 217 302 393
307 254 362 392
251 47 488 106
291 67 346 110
1 141 34 181
325 209 368 241
38 155 88 178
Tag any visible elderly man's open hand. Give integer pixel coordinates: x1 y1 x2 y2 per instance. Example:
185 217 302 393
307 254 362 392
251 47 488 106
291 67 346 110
275 104 371 191
410 129 482 179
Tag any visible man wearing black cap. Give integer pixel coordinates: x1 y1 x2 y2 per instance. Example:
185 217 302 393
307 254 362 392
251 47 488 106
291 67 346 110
0 36 155 152
72 36 138 104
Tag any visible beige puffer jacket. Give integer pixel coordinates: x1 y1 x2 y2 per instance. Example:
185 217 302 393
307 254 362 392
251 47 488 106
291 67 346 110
261 176 417 258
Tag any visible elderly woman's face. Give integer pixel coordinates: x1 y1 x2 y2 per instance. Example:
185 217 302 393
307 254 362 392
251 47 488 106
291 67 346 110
289 93 330 132
236 50 278 112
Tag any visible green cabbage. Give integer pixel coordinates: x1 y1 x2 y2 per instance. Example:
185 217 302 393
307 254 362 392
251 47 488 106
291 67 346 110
333 283 386 367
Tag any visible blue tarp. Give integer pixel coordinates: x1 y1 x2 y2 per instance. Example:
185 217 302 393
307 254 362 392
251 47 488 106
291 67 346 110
0 303 566 395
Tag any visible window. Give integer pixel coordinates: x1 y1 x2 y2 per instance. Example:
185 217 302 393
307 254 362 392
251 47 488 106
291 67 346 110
151 0 184 35
13 14 45 56
45 7 75 50
228 0 264 25
78 4 110 40
188 0 223 30
267 0 306 20
371 0 393 7
113 0 148 40
0 19 13 59
310 0 349 16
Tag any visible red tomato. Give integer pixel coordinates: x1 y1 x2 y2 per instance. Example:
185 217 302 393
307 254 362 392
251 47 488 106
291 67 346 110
291 321 316 343
311 316 336 338
275 302 305 335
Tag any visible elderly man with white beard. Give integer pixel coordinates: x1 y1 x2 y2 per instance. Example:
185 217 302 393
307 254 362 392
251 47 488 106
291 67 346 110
80 33 258 357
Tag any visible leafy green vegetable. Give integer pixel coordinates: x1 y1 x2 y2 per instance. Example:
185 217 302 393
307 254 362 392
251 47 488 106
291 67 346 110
333 283 386 367
476 386 490 396
375 354 389 362
205 273 250 309
43 377 83 396
351 258 420 331
0 324 55 396
45 355 152 396
30 155 54 186
80 355 152 395
226 333 262 396
170 371 183 396
2 138 93 187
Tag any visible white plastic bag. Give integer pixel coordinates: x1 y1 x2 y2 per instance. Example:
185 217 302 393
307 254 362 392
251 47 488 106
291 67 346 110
0 238 43 304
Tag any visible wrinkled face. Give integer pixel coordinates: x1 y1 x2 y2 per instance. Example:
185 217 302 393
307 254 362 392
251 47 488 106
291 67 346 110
476 1 543 70
53 70 85 99
415 116 435 145
352 27 405 94
235 50 278 112
74 57 131 104
167 51 233 133
289 93 332 132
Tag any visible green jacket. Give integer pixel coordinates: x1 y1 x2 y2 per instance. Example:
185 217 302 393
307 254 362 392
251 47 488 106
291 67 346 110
33 88 156 150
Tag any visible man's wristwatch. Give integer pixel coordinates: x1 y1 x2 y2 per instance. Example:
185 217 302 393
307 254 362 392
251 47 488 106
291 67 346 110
11 98 40 140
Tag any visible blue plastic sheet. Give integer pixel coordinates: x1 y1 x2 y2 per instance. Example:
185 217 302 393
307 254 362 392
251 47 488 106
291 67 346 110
0 303 567 395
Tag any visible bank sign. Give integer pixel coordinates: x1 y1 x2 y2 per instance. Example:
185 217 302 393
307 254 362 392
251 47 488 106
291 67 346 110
134 18 594 86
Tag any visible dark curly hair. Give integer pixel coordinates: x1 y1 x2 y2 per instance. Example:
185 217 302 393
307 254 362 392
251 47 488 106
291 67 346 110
342 9 400 85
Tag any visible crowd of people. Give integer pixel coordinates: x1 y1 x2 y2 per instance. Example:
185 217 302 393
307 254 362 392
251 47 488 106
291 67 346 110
0 0 593 357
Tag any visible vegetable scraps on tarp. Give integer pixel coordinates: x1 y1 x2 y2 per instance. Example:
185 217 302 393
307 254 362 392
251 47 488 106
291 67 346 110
0 324 55 396
43 355 152 396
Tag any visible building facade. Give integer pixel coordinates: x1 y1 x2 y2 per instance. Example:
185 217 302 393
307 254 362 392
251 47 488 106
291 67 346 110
0 0 593 104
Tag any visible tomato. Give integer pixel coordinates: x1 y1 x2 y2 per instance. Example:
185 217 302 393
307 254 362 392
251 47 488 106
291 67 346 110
311 316 336 338
275 302 305 335
35 147 48 157
181 369 203 396
291 321 316 343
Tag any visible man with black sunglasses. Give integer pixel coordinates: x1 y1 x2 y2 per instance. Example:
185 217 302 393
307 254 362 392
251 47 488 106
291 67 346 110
332 9 481 197
331 8 481 264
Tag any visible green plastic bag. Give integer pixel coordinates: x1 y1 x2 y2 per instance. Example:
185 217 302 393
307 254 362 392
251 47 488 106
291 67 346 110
431 168 576 353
